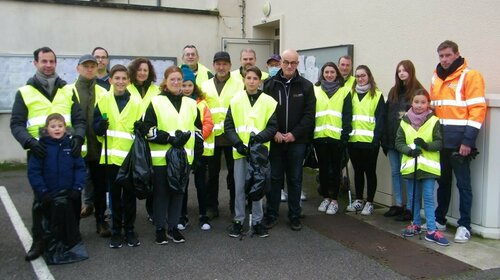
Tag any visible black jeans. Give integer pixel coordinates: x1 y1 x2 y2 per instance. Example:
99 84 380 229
315 142 343 200
349 146 379 202
87 160 107 225
207 146 235 213
108 164 136 234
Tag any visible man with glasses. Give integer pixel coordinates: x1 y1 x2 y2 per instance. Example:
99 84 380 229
92 47 110 90
262 49 316 231
181 45 214 88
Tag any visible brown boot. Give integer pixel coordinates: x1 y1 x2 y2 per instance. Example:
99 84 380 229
80 205 94 218
97 221 111 237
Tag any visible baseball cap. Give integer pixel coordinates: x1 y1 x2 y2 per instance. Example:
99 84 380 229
266 54 281 64
213 51 231 63
78 54 97 65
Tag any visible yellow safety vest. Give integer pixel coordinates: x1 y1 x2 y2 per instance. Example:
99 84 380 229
19 85 73 138
197 100 215 156
148 95 197 166
344 76 355 90
97 92 142 166
202 76 244 136
195 63 212 89
66 83 108 157
400 116 441 176
314 86 350 140
349 89 382 143
230 90 277 159
230 69 269 84
127 83 160 116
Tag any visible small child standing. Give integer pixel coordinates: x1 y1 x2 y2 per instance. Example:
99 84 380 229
395 89 449 246
28 113 88 264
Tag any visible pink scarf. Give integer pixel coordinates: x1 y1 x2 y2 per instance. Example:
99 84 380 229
406 108 432 130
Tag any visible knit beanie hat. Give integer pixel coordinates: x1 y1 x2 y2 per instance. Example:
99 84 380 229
181 64 195 83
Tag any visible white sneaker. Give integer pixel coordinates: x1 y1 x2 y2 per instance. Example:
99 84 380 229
454 226 471 243
361 202 374 216
281 190 288 202
421 221 447 232
200 223 211 231
317 198 331 212
346 199 364 212
300 191 307 201
325 201 339 215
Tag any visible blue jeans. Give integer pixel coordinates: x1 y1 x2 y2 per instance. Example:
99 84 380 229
407 178 437 231
387 149 405 207
435 149 472 231
266 142 307 221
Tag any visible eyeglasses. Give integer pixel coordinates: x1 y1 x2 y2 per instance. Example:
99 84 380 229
95 56 108 60
355 74 367 78
282 60 299 66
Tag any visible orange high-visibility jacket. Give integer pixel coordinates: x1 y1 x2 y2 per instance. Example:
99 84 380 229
430 59 486 149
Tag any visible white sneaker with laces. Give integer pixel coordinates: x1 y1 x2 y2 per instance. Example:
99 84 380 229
300 191 307 201
326 201 339 215
361 202 374 216
346 199 364 212
317 198 331 212
421 221 447 232
281 190 288 202
454 226 471 243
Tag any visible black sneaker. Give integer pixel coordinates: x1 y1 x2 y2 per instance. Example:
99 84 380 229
109 234 122 249
262 216 278 229
155 229 168 245
394 209 412 221
125 231 140 247
253 223 269 238
199 216 211 231
290 218 302 231
384 206 404 217
167 228 186 243
229 221 243 238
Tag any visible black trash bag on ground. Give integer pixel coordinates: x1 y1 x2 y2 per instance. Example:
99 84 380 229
303 144 318 169
166 132 190 194
42 190 88 265
116 129 154 199
245 140 270 201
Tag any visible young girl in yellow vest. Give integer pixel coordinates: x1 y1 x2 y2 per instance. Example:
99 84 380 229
178 65 214 231
395 89 449 246
94 64 142 249
224 66 278 238
346 65 385 215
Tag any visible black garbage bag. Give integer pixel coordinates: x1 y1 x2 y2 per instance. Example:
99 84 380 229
42 190 88 265
303 144 318 169
245 140 270 201
166 143 190 194
116 129 154 199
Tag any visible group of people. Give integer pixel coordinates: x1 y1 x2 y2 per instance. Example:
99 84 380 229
10 39 485 263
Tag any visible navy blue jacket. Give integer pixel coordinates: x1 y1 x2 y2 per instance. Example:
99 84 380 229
28 134 86 198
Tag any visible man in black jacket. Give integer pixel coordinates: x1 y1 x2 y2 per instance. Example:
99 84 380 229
262 49 316 231
10 47 86 261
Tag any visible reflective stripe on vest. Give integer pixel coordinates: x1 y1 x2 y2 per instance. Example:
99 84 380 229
314 86 350 140
202 76 243 136
97 92 142 166
148 95 197 166
230 90 277 160
349 89 382 143
19 85 73 138
400 116 441 176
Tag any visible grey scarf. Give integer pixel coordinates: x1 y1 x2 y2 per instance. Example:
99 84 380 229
321 80 341 97
35 70 58 96
355 83 371 94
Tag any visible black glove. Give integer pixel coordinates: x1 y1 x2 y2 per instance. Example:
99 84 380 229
235 142 248 156
168 130 191 148
39 192 52 208
134 121 149 137
29 139 47 159
408 148 422 158
96 119 109 136
70 136 83 157
68 189 81 201
414 137 428 150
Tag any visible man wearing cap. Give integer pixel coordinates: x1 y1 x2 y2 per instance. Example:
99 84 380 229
92 47 111 90
202 51 244 219
10 47 86 261
338 55 355 89
266 54 281 78
65 55 110 237
181 45 214 88
230 48 269 83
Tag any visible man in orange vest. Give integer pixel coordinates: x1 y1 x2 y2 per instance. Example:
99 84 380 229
429 40 486 243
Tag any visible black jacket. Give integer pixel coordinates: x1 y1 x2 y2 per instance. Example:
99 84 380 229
10 75 86 149
381 88 411 150
263 70 316 143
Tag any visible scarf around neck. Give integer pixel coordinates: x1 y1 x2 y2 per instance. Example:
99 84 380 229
355 83 371 94
35 70 58 96
406 107 432 130
321 80 341 97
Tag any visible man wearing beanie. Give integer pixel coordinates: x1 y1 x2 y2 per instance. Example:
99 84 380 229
202 51 244 219
10 47 86 261
65 54 110 237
